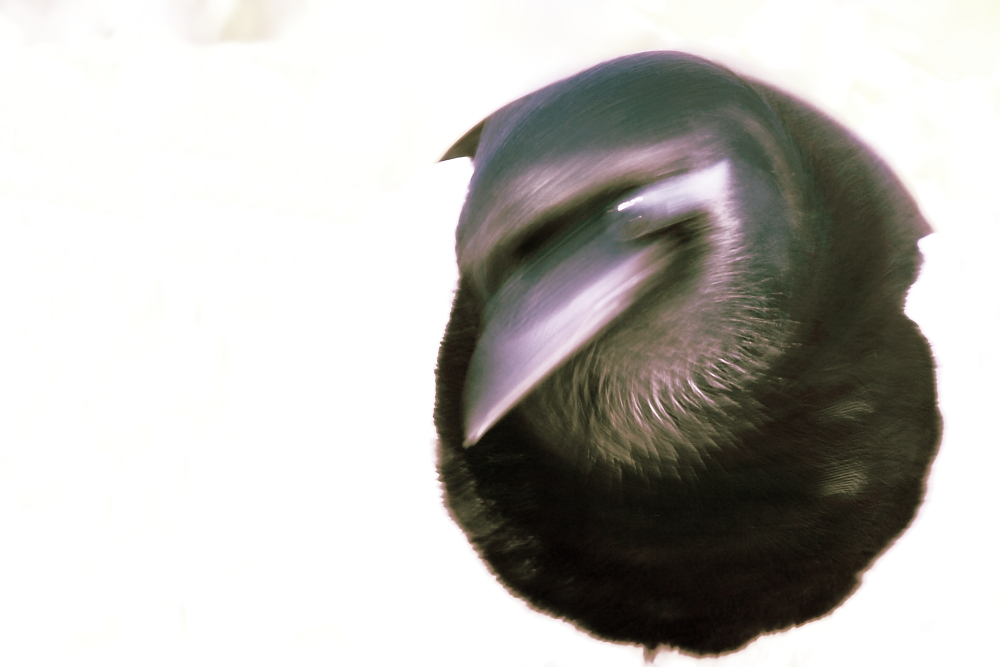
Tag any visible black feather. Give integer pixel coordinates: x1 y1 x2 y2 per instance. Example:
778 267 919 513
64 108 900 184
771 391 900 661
434 52 940 656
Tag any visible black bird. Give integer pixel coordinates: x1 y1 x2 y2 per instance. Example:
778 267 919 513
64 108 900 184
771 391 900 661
433 52 940 656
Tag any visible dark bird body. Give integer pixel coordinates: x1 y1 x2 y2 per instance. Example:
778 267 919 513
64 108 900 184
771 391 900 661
434 52 940 656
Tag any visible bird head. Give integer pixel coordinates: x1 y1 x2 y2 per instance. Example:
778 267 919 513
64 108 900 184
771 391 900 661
454 54 818 475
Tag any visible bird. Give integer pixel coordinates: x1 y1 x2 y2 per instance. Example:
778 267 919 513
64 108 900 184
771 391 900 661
433 51 941 657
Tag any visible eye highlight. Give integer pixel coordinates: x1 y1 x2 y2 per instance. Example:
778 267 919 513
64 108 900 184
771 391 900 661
611 161 730 243
616 195 643 212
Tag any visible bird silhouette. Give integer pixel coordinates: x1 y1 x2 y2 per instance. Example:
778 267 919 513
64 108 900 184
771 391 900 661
434 52 940 656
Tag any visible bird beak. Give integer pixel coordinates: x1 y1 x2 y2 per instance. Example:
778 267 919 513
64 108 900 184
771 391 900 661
462 161 730 446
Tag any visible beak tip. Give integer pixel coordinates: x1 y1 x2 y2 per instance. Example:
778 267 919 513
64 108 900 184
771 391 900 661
462 421 487 447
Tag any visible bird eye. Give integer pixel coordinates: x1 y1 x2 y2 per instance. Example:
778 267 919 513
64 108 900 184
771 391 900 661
612 162 729 243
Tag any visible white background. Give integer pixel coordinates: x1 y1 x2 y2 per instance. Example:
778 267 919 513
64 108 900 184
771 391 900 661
0 1 996 665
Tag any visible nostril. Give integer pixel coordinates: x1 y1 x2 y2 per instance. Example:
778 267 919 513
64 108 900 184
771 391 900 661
479 216 579 297
512 216 575 265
